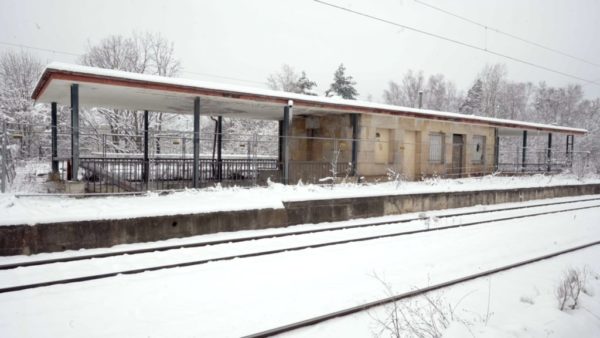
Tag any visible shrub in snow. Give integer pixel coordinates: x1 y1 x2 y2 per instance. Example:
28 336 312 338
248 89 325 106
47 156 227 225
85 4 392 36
519 296 535 305
369 275 471 338
386 168 403 189
555 267 589 311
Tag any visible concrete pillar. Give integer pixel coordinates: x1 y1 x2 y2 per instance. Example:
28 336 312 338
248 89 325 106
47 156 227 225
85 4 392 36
143 110 149 188
51 102 58 176
193 97 200 188
521 130 527 171
70 84 79 181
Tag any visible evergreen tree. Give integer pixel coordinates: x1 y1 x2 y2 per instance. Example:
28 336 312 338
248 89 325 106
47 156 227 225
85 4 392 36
297 71 317 95
459 79 483 114
326 63 358 99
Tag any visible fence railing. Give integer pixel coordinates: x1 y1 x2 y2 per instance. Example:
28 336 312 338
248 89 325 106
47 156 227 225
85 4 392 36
0 121 596 193
79 157 281 193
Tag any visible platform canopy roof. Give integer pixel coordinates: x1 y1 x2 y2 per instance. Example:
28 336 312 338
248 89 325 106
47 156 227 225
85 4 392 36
33 63 586 136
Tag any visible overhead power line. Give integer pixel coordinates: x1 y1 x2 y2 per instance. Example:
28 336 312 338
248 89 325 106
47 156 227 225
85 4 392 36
413 0 600 69
312 0 600 87
0 40 80 57
0 40 267 87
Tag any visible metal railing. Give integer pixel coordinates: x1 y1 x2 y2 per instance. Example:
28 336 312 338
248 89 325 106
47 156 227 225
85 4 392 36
79 157 280 193
0 121 596 193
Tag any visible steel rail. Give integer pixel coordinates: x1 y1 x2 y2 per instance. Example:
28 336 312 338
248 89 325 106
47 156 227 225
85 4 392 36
2 196 600 271
241 239 600 338
0 203 599 294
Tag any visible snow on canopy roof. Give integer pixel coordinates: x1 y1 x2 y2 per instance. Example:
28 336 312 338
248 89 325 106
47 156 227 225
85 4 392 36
33 62 587 135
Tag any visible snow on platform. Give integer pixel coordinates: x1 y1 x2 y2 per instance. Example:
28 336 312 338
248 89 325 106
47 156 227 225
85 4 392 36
0 173 599 226
0 197 598 337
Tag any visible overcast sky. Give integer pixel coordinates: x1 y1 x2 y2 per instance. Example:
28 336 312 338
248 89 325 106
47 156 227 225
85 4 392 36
1 0 599 100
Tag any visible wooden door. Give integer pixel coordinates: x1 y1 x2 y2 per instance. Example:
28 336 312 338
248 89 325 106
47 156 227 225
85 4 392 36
403 131 416 180
452 134 464 177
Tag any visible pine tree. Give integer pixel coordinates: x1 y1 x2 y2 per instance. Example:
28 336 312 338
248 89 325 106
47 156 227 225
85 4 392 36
459 79 483 114
297 71 317 95
326 63 358 100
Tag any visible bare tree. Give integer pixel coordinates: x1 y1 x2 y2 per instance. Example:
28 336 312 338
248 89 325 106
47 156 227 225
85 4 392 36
267 64 317 95
0 50 46 157
423 74 460 111
80 32 181 154
497 81 533 120
383 70 425 108
479 64 507 117
0 50 43 121
267 64 301 93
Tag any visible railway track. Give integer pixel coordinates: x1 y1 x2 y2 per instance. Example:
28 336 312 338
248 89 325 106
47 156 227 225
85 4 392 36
241 240 600 338
1 198 599 294
2 196 600 271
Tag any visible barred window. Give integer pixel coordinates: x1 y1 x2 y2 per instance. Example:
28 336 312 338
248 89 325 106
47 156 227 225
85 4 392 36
429 133 444 163
472 135 485 163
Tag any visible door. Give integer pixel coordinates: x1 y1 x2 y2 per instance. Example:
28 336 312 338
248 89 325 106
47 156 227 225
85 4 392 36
403 131 416 180
375 128 390 164
452 134 464 177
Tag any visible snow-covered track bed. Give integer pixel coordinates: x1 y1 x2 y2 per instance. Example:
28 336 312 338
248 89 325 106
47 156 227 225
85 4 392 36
1 197 599 294
242 240 600 338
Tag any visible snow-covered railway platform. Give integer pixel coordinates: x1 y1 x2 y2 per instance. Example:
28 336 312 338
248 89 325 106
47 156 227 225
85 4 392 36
1 174 600 255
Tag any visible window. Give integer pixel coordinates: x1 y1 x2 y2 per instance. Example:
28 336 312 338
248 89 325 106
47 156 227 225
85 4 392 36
428 133 444 163
472 135 486 163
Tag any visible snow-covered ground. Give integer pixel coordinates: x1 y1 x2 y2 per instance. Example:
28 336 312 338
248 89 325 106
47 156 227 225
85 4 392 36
1 196 597 289
1 172 599 225
0 196 599 337
284 246 600 338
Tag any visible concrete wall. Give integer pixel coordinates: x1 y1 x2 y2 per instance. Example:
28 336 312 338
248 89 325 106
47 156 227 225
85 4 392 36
358 113 496 179
284 183 600 225
288 112 496 181
0 208 288 256
2 183 599 255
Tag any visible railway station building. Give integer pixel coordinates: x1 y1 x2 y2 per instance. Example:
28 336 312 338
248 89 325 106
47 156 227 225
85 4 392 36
31 63 586 192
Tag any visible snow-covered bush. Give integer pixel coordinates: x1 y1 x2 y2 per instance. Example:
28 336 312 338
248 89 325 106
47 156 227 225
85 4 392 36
555 267 589 311
369 275 470 338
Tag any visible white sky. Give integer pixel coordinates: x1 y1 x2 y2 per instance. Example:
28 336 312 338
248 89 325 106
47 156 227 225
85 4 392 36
1 0 599 100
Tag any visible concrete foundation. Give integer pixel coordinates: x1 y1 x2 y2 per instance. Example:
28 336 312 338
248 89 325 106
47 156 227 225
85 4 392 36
1 183 599 255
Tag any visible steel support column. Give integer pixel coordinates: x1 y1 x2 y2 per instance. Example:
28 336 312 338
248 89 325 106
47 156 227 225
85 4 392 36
143 110 149 189
278 120 283 168
70 84 79 181
521 130 527 171
350 113 359 176
193 98 200 188
282 104 292 185
565 134 574 168
493 128 499 171
217 116 223 181
51 102 58 175
547 133 553 172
